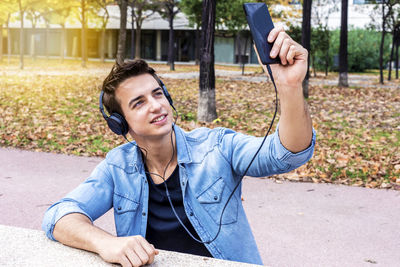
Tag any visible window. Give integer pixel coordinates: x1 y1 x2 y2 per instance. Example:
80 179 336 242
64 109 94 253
353 0 383 4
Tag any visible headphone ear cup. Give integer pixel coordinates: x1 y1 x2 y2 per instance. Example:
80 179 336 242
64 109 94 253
106 113 129 136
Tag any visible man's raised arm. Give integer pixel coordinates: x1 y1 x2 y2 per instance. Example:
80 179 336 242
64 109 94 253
257 26 313 153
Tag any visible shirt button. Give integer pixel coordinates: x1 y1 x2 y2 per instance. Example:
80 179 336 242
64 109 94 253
142 212 146 216
118 206 121 211
189 212 194 216
144 180 147 184
182 181 185 186
214 196 218 200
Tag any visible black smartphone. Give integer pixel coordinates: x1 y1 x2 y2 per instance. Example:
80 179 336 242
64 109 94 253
243 3 280 65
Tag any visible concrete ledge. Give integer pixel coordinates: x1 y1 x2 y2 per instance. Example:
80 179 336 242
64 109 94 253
0 225 259 266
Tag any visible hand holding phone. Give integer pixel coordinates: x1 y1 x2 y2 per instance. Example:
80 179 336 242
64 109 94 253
243 3 280 65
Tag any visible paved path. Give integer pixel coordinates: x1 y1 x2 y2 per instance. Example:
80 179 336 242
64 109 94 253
159 70 270 83
160 70 399 89
1 147 399 266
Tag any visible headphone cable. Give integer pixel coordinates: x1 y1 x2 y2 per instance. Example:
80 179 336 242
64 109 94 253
148 64 278 244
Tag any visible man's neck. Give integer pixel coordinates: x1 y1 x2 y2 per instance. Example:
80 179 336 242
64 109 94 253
135 130 178 182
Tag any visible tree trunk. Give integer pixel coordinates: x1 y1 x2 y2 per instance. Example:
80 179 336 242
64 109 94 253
130 7 135 59
81 0 87 67
195 27 200 65
31 24 36 61
135 25 141 59
312 54 316 77
338 0 348 87
198 0 217 122
236 33 241 67
168 13 175 71
45 22 49 60
19 11 24 70
388 32 395 81
301 0 312 98
117 0 128 64
242 32 248 75
0 25 3 62
325 50 329 76
379 3 386 84
60 25 65 63
7 25 11 64
396 35 399 79
325 32 329 76
100 28 106 62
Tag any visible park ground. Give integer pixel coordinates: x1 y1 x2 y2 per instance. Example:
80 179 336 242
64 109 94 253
0 58 399 189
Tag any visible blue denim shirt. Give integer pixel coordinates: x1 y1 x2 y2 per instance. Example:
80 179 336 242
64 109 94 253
42 125 316 265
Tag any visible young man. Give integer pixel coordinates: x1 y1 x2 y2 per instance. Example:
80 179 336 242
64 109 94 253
42 27 315 266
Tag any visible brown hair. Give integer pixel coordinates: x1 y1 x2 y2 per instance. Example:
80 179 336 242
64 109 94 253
101 59 158 116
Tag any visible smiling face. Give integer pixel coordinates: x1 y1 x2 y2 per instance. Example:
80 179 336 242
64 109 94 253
116 73 174 143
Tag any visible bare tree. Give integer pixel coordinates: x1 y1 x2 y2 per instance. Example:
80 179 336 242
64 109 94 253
338 0 348 87
26 7 41 61
7 14 12 64
198 0 217 122
377 0 397 84
117 0 128 64
95 0 112 62
395 25 400 79
80 0 88 67
0 2 13 62
387 4 400 81
157 0 180 70
312 0 338 76
47 1 73 63
180 0 202 65
17 0 26 69
128 0 156 59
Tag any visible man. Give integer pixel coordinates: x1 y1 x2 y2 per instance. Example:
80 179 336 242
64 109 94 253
42 27 315 266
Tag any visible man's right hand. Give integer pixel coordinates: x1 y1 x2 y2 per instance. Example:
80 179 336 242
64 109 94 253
97 235 159 267
53 213 158 267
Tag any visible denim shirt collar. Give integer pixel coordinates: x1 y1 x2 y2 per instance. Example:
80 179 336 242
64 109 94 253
174 125 192 164
106 125 192 173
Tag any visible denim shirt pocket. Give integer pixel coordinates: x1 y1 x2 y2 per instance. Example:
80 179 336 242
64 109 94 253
113 193 139 236
196 177 238 225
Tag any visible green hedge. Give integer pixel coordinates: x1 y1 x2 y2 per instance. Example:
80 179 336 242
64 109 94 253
328 28 392 72
287 27 393 73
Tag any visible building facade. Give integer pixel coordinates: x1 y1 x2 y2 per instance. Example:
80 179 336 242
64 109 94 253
1 1 378 64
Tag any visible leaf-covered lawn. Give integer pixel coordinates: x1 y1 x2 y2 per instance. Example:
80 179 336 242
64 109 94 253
0 60 398 189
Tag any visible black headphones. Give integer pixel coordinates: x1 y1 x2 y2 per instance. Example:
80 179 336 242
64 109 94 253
99 77 174 136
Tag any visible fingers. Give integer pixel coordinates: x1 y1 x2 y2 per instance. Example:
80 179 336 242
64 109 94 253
270 30 293 60
268 25 285 43
118 236 158 267
120 255 133 267
133 237 157 265
269 28 307 66
129 241 149 266
279 38 292 65
141 242 158 264
287 45 297 65
125 248 142 267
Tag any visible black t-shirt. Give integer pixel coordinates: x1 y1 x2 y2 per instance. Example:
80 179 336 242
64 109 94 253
145 165 212 257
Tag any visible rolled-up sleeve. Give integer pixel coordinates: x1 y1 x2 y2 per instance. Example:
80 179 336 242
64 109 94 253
273 127 316 167
219 127 316 177
42 160 114 241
